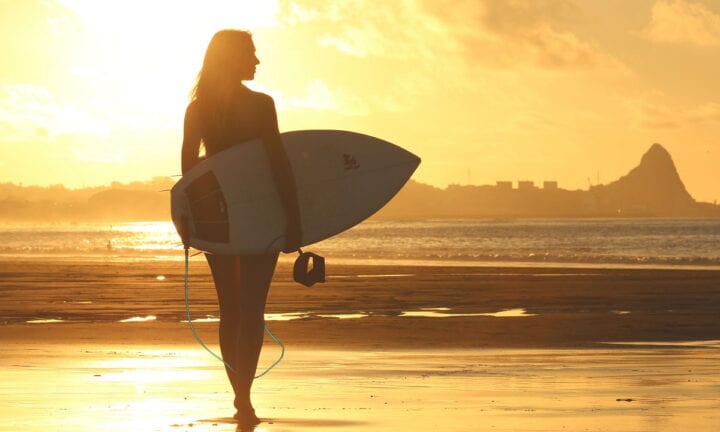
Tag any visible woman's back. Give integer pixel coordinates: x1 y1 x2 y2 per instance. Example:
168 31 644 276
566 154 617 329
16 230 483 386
184 87 277 159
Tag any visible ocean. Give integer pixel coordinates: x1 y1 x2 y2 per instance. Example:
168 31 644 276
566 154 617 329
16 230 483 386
1 218 719 269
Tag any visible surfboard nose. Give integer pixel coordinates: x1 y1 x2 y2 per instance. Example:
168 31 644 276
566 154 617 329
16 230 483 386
408 151 421 171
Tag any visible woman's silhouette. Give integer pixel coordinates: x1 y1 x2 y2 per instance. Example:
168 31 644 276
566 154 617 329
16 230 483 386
181 29 302 426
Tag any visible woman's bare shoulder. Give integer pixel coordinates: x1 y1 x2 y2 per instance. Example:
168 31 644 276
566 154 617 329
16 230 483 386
245 88 275 108
184 99 200 120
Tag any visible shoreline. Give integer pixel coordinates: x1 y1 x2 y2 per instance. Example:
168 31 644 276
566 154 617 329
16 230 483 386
2 253 720 271
2 259 719 349
3 321 720 351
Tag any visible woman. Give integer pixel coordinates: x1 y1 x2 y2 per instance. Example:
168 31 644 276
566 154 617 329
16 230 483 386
181 29 302 426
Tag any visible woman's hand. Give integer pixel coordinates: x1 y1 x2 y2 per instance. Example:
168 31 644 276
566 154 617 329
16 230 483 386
283 222 302 253
261 96 303 254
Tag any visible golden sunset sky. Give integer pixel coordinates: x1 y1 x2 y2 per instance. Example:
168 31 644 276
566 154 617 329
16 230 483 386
1 0 718 202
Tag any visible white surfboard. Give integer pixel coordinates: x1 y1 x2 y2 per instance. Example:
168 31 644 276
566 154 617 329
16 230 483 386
171 130 420 254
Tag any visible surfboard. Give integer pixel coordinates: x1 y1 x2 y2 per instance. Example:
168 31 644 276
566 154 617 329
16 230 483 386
171 129 420 254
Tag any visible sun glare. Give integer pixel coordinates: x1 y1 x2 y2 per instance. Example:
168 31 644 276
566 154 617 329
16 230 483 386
53 0 281 118
95 351 210 383
112 222 175 234
57 0 280 31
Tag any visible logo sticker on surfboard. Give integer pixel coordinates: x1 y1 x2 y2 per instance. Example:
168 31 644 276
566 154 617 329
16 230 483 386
343 153 360 171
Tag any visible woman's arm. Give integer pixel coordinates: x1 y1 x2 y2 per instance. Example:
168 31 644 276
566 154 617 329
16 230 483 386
262 97 303 252
181 103 202 175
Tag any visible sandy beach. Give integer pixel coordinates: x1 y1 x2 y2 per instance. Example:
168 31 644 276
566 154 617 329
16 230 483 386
1 258 719 431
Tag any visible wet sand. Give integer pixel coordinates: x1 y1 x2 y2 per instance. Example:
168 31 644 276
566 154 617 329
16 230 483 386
1 259 719 431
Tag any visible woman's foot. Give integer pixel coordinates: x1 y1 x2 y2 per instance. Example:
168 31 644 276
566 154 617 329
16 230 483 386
233 407 261 427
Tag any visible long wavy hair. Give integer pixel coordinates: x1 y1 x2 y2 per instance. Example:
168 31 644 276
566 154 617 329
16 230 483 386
192 29 253 104
191 30 254 149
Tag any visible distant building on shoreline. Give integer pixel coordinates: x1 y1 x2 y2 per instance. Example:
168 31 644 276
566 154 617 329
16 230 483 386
374 143 720 219
518 181 536 190
494 180 559 191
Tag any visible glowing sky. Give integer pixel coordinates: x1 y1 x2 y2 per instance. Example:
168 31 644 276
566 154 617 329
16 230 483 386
1 0 718 202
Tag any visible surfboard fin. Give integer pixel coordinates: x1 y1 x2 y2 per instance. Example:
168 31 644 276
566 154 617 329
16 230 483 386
293 250 325 287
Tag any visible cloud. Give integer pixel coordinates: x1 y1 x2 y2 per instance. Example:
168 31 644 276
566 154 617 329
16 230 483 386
511 24 623 70
687 102 720 123
57 0 281 32
0 84 109 144
281 0 449 61
641 0 720 46
280 0 626 72
266 79 392 116
272 0 632 138
70 143 126 163
635 98 720 129
280 1 333 24
469 1 626 71
318 27 383 58
285 79 339 110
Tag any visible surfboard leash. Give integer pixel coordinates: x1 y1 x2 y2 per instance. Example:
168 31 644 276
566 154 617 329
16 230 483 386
183 247 285 379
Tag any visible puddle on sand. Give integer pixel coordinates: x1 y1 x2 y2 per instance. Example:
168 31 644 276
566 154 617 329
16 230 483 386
316 313 369 319
400 308 537 318
602 340 720 348
119 316 157 323
179 309 536 323
181 316 219 323
264 312 312 321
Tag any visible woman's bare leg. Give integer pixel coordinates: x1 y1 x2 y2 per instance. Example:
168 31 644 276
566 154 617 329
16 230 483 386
206 253 278 423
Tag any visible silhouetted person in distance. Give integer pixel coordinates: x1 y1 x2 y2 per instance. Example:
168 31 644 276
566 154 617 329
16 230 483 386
181 29 302 427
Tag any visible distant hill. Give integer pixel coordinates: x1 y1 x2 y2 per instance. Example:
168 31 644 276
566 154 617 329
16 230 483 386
0 144 717 222
374 143 720 218
589 143 696 216
0 177 174 222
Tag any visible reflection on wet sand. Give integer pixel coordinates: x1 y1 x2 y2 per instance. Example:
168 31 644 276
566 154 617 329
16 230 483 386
316 313 368 319
401 307 537 318
263 312 310 321
1 345 718 431
602 340 720 348
26 319 65 324
119 315 157 323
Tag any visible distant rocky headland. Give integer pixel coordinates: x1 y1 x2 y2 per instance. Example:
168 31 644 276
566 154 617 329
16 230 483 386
376 143 720 218
0 143 718 222
0 177 175 222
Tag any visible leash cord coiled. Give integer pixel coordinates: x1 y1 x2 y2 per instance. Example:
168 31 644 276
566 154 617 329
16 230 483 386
184 248 284 378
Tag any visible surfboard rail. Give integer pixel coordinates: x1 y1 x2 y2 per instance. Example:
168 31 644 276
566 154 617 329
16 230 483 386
171 129 420 254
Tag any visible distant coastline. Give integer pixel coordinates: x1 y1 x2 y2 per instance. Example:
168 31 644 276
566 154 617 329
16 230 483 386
375 144 720 219
0 177 174 222
1 144 718 222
